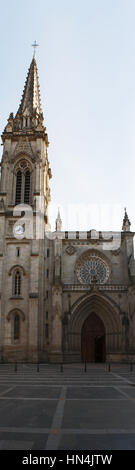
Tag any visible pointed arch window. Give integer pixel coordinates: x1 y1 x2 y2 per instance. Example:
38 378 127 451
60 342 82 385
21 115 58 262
15 162 31 205
14 314 20 340
24 170 30 204
15 170 22 205
13 270 21 296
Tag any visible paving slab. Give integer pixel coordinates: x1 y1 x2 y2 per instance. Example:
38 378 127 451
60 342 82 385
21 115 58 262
67 386 123 399
0 400 58 428
58 433 135 450
0 432 48 450
0 364 134 450
0 440 33 450
119 387 135 398
4 386 61 399
62 400 135 429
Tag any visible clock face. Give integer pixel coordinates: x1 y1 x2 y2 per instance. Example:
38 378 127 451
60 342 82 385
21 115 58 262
14 225 24 235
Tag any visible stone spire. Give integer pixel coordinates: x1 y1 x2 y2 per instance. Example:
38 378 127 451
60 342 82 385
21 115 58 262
55 208 62 232
2 56 46 137
17 57 42 117
122 208 131 232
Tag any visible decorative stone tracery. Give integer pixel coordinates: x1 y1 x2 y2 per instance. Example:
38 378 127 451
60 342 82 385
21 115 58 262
65 245 76 256
14 158 32 175
76 250 110 284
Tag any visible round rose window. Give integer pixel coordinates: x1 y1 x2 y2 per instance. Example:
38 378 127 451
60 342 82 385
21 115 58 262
76 252 110 284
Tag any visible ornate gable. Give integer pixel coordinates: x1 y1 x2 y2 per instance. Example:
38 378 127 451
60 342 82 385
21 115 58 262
13 136 35 161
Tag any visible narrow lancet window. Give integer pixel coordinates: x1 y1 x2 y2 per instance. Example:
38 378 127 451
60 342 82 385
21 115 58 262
15 170 22 205
14 314 20 340
14 270 21 296
24 170 30 204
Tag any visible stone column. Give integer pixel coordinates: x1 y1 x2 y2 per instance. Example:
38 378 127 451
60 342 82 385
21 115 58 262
54 237 62 281
35 162 40 194
28 296 38 362
122 312 130 353
50 285 63 362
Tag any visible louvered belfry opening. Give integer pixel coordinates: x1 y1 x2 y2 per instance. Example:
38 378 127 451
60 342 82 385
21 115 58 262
24 170 30 204
15 170 22 205
15 168 31 205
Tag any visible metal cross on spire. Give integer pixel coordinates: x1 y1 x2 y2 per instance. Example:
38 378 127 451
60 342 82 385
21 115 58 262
31 40 39 57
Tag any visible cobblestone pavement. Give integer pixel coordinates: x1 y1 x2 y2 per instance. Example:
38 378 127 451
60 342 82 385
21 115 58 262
0 363 135 450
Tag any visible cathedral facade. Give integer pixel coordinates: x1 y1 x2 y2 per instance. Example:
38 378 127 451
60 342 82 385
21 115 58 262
0 56 135 363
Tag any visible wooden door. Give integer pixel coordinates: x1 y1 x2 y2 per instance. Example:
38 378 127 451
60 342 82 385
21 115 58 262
81 312 106 362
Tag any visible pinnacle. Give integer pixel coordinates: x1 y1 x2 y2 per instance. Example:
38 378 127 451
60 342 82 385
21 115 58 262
122 207 131 231
56 208 62 231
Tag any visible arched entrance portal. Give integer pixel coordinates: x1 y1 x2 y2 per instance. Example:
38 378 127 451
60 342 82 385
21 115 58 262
66 292 121 363
81 312 106 362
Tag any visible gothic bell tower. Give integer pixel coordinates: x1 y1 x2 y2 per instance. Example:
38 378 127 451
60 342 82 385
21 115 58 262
1 55 52 225
0 54 52 363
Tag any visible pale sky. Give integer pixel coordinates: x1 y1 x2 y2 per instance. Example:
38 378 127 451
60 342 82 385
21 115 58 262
0 0 135 232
